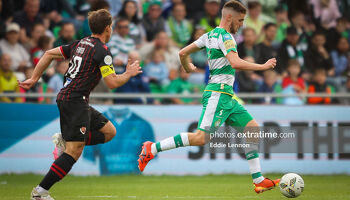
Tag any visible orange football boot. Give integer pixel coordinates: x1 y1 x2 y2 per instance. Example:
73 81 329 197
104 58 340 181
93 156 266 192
254 178 280 194
138 141 155 172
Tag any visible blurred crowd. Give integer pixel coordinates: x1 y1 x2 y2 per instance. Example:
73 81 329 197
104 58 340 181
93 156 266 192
0 0 350 105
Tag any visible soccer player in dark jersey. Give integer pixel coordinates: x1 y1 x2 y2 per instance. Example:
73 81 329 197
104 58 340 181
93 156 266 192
18 9 142 200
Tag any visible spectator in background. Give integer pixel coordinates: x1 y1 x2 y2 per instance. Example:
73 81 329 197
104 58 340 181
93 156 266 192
276 26 304 75
46 60 68 103
142 1 166 42
106 0 122 18
168 67 200 105
195 0 221 32
282 59 306 93
237 27 257 59
0 0 6 40
255 23 278 66
23 23 46 52
143 49 169 88
290 11 310 51
282 60 306 90
281 59 306 105
245 1 265 43
114 51 151 104
183 0 205 20
32 35 53 66
53 22 75 47
236 56 262 103
309 0 341 29
0 54 22 103
118 0 146 48
258 70 282 104
325 17 348 52
331 37 349 77
307 68 332 104
108 18 135 72
166 3 193 48
162 0 183 19
12 0 43 43
188 26 207 85
0 23 31 72
189 26 207 71
139 31 180 80
304 31 334 76
274 4 290 44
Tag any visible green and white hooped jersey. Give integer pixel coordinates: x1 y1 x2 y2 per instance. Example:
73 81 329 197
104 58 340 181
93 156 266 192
194 27 237 96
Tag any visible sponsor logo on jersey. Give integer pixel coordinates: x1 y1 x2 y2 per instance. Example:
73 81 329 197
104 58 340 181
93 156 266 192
223 34 232 41
76 47 85 54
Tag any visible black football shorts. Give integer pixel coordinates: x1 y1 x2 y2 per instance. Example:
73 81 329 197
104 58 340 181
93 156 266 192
56 100 109 142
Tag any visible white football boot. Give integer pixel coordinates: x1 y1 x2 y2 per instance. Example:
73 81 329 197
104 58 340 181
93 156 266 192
31 187 54 200
52 133 66 160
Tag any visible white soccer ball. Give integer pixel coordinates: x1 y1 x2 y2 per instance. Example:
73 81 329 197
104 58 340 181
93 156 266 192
279 173 304 198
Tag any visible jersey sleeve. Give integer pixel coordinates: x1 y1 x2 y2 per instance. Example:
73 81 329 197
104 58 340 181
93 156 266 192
218 33 237 56
193 33 207 49
94 46 115 78
59 40 80 59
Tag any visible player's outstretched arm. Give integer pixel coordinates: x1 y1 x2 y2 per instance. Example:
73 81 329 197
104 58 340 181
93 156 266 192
179 43 202 73
18 47 64 90
103 60 142 89
226 51 276 71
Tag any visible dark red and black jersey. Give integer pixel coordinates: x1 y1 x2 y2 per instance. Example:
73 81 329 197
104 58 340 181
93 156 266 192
57 36 113 102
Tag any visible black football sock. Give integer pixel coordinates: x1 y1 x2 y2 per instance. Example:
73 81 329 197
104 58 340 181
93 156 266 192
39 153 76 190
85 130 105 145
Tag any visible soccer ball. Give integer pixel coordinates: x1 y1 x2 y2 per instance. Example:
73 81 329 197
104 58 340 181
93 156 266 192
279 173 304 198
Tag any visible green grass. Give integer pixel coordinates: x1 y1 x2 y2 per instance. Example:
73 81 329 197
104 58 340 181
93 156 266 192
0 174 349 200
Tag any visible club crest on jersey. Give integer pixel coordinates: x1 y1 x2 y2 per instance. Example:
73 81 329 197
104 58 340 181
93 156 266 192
104 55 112 65
80 127 86 135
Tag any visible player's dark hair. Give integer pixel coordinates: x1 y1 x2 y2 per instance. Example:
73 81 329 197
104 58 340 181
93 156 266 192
88 9 112 35
263 23 277 31
223 0 247 14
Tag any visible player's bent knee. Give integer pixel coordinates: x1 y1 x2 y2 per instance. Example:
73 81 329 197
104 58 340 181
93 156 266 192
65 142 85 160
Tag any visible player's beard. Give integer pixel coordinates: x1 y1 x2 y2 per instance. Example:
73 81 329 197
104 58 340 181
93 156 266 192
230 21 237 34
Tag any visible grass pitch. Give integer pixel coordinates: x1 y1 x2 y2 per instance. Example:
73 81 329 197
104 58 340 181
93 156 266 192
0 174 349 200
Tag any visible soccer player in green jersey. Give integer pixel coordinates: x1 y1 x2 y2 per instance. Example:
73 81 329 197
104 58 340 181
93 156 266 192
138 0 279 193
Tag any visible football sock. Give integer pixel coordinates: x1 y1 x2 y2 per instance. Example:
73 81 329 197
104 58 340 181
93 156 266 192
85 130 105 145
151 133 190 155
39 153 76 190
245 143 264 184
